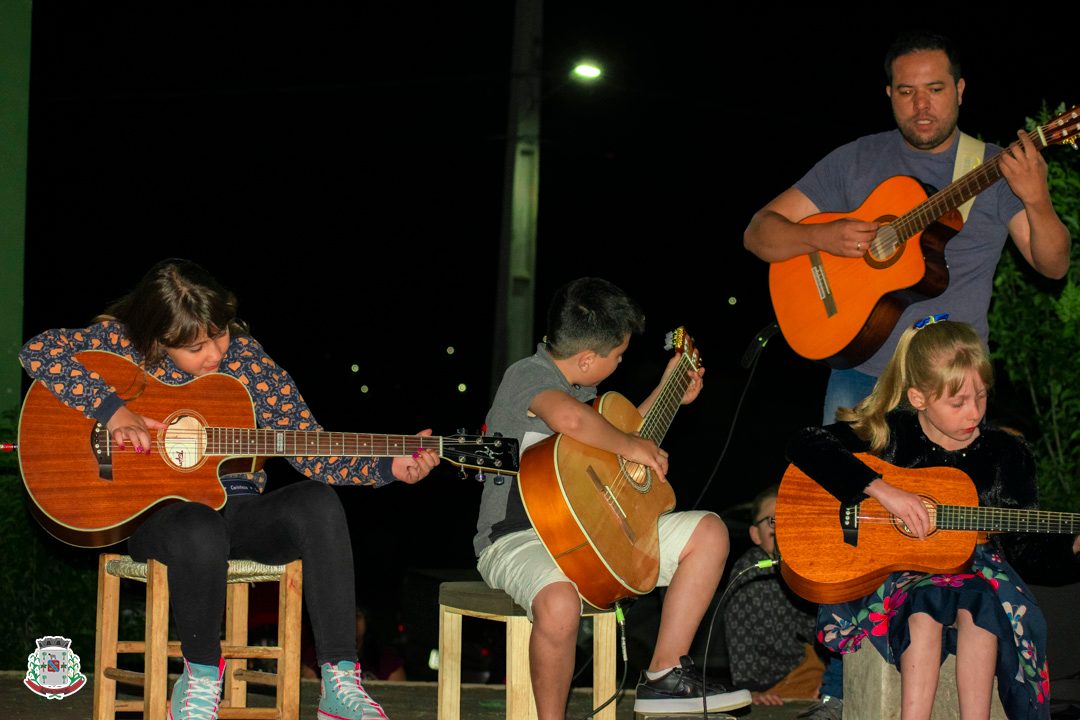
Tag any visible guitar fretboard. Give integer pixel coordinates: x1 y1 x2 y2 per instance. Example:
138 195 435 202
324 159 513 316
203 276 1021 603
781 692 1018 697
936 505 1080 534
205 428 440 457
640 349 698 446
892 124 1053 244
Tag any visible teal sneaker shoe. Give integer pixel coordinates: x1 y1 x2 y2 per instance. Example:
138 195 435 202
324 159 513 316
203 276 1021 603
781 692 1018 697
318 660 388 720
169 657 225 720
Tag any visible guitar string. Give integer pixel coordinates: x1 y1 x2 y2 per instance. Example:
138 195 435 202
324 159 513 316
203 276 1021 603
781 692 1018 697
864 127 1041 260
853 508 1079 531
94 433 495 459
609 349 696 496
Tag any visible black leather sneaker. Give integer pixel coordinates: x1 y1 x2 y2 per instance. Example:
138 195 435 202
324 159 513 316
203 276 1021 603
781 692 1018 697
633 655 752 714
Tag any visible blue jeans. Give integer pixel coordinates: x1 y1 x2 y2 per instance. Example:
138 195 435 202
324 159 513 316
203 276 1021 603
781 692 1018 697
820 651 843 698
822 368 877 425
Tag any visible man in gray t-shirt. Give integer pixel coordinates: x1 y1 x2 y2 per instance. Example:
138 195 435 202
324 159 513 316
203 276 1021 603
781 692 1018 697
744 32 1070 427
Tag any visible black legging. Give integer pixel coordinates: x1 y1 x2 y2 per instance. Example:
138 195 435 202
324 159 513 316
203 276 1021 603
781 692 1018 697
128 481 356 667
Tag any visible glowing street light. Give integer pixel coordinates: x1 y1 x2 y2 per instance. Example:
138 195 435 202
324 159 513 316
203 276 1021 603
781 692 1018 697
571 62 602 81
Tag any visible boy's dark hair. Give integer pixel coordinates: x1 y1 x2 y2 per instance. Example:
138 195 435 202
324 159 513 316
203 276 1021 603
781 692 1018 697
544 277 645 359
98 258 248 367
751 483 780 522
884 30 961 84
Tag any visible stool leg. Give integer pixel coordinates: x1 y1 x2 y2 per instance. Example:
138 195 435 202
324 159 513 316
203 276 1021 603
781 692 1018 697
592 613 617 720
145 559 170 720
223 579 249 709
505 616 537 720
278 560 303 720
93 554 121 720
437 605 462 720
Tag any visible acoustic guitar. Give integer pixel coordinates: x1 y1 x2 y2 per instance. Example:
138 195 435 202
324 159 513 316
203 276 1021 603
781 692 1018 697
17 351 519 548
769 106 1080 368
517 328 700 609
774 454 1080 604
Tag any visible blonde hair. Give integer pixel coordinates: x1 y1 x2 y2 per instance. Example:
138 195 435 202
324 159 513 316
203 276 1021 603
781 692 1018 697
837 320 992 451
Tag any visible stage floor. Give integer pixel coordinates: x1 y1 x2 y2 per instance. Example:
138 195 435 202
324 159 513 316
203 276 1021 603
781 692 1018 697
2 671 820 719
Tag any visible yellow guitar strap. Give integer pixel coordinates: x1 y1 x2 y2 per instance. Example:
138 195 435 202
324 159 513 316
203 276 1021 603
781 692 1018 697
954 131 985 222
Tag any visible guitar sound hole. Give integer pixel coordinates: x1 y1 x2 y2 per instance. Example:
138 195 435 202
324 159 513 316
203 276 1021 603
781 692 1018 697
870 224 901 262
617 457 652 493
161 413 208 471
891 497 939 538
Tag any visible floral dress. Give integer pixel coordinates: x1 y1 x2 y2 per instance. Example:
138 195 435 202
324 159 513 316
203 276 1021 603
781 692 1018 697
787 410 1080 720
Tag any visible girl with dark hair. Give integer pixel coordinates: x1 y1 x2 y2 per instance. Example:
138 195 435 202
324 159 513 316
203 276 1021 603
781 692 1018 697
20 258 439 720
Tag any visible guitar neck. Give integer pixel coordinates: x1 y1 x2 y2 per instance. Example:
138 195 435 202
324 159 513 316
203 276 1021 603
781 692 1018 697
638 352 696 445
937 505 1080 534
205 428 443 458
892 127 1044 241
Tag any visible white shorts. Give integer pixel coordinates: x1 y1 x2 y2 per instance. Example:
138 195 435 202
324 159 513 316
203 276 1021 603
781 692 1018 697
476 510 716 620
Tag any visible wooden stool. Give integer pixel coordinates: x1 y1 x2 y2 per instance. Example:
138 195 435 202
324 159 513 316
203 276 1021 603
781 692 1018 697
437 581 617 720
844 641 1007 719
92 553 303 720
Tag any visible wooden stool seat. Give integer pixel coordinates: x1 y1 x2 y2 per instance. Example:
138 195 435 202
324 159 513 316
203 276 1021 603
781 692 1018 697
437 581 617 720
92 552 303 720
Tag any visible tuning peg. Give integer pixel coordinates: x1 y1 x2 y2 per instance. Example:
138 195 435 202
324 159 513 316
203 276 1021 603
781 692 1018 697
475 470 485 483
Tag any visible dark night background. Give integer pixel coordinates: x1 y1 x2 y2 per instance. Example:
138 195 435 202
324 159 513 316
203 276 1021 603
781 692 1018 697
16 2 1077 678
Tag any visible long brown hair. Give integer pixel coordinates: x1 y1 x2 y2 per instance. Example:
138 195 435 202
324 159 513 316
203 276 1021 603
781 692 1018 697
96 259 248 367
837 320 993 452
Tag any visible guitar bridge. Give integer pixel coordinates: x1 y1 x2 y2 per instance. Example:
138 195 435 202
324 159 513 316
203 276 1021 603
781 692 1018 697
840 502 859 547
91 423 113 481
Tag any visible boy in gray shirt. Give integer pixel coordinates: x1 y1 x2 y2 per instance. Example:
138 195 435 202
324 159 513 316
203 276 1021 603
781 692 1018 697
475 276 750 717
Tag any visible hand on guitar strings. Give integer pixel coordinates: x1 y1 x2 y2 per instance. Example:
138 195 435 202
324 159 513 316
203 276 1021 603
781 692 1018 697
998 129 1051 206
658 354 705 405
864 477 933 539
390 428 441 484
623 435 669 484
106 405 168 453
818 217 880 258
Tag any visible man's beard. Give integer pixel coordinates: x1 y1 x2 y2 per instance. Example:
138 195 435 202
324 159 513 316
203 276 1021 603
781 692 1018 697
896 111 958 151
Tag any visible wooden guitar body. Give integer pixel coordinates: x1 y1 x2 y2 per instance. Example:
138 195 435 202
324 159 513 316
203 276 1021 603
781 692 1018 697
769 176 960 368
18 351 257 547
519 391 677 609
775 454 982 604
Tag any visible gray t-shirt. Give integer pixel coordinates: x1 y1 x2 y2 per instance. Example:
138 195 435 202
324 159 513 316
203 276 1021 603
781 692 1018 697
473 343 596 556
794 129 1025 377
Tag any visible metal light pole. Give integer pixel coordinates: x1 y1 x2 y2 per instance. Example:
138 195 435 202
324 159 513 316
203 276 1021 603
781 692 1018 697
491 0 542 398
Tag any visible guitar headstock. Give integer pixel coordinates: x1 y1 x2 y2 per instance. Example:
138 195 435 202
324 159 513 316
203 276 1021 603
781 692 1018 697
1037 106 1080 148
442 433 520 474
664 326 702 370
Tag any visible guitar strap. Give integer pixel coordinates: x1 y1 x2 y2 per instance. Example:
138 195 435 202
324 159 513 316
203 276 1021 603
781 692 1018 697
954 131 985 222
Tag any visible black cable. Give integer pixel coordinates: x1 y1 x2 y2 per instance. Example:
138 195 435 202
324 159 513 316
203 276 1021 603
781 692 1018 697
690 334 766 511
698 556 781 719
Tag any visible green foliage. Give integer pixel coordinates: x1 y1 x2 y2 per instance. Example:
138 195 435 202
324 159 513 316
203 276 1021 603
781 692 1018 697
0 407 109 671
988 101 1080 511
